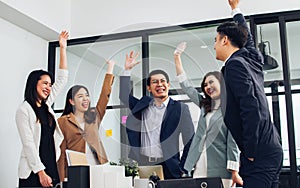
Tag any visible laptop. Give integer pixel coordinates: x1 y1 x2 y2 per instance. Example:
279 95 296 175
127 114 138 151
157 177 224 188
138 165 164 180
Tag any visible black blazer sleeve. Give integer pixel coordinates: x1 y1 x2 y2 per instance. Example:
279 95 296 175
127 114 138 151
119 75 139 110
178 103 194 170
233 13 255 49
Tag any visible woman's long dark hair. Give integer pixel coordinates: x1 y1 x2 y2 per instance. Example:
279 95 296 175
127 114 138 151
61 85 96 124
24 69 53 122
200 71 224 114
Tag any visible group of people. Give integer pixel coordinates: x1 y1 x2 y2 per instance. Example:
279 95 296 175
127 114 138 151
16 0 283 188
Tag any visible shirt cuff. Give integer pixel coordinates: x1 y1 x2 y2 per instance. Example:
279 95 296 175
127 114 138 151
231 7 242 17
177 72 187 83
227 160 239 172
122 69 131 76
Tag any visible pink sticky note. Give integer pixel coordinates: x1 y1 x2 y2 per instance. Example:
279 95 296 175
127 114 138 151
121 116 128 124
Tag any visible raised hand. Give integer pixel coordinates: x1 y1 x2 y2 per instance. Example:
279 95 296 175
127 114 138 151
59 30 69 49
106 60 116 74
59 31 69 69
174 42 187 75
228 0 239 10
174 42 187 55
125 51 141 70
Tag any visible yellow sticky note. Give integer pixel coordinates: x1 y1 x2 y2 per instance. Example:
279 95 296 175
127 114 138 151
106 129 112 137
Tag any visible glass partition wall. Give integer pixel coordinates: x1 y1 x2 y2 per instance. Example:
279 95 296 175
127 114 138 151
286 22 300 169
252 11 300 188
257 21 300 167
48 10 300 187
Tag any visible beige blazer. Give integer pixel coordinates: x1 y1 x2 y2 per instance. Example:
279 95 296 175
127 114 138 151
57 74 114 181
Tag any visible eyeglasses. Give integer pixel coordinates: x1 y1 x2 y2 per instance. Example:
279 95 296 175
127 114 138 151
151 79 167 85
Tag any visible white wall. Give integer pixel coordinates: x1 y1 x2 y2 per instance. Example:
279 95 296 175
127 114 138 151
0 0 71 40
2 0 300 39
71 0 300 38
0 17 48 187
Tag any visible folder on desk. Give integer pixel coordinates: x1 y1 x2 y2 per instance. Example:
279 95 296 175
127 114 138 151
66 149 89 166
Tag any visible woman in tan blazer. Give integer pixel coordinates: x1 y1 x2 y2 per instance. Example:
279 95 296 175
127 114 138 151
57 60 115 182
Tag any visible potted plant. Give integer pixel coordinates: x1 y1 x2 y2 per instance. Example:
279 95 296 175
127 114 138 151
110 158 139 185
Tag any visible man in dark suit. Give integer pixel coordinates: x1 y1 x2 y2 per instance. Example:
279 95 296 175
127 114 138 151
217 0 283 187
119 51 194 179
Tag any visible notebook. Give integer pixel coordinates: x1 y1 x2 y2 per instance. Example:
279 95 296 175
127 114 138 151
66 149 89 166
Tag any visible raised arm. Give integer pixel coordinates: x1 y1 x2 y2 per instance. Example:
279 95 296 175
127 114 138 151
47 31 69 106
174 42 186 75
119 51 141 107
228 0 255 49
174 42 203 106
106 59 115 74
58 31 69 70
124 51 140 71
228 0 239 10
96 60 115 122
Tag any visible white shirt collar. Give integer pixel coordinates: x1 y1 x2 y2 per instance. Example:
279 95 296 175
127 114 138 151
151 97 170 108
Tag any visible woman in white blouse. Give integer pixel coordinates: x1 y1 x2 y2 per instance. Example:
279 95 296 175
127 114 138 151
15 31 69 187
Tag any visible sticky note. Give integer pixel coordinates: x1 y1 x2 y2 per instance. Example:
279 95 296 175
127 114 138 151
121 116 128 124
106 129 112 137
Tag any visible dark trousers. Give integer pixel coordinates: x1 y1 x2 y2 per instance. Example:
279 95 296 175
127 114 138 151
19 171 60 188
240 149 283 188
19 172 41 188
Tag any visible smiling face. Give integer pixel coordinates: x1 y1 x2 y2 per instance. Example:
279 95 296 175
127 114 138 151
203 75 221 100
36 75 52 103
147 73 170 101
69 87 90 113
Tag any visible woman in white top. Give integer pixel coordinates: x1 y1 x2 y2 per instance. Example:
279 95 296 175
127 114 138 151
15 31 69 187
